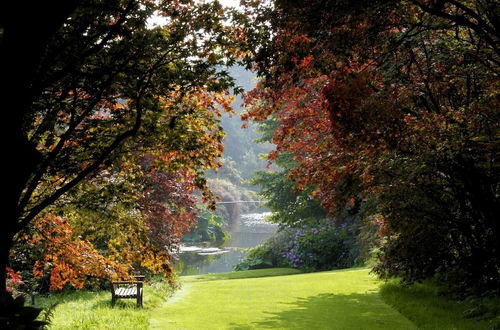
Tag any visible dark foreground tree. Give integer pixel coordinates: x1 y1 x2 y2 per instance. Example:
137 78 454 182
0 0 241 295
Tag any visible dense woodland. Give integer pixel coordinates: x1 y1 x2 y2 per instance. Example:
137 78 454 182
0 0 498 327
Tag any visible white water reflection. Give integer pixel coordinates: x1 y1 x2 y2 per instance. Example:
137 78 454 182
179 246 229 255
240 212 274 226
175 212 276 275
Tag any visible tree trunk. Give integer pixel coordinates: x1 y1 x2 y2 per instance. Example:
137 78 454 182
2 120 42 295
0 229 15 295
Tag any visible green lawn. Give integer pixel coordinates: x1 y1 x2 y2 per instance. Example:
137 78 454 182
36 281 170 329
149 268 416 329
380 280 500 330
36 268 497 329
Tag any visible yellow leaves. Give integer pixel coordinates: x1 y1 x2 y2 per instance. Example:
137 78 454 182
151 85 231 173
33 261 44 280
160 86 234 119
24 80 232 291
29 214 129 290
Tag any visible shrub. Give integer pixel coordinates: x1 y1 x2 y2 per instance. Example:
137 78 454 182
234 245 276 271
182 210 230 247
236 218 359 271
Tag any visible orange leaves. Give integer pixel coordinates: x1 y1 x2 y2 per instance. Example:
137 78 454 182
49 262 80 290
29 214 129 290
32 261 44 279
268 150 278 161
240 113 250 122
154 85 232 180
299 55 314 68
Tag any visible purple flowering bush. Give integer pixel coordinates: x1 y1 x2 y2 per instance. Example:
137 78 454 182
233 231 292 271
235 219 359 271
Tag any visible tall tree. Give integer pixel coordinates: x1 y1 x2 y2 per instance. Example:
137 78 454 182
0 0 241 294
242 0 499 292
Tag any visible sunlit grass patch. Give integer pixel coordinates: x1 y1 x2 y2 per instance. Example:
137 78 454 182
150 268 416 329
36 282 170 329
34 268 497 329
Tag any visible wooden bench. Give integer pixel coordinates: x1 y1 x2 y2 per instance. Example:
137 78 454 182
111 275 145 307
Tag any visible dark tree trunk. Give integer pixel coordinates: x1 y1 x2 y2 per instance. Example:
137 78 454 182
2 133 37 295
0 228 15 294
1 0 79 296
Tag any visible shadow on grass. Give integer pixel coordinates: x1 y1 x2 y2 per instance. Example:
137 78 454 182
92 298 140 309
380 281 497 329
229 292 415 330
37 290 139 310
35 290 105 307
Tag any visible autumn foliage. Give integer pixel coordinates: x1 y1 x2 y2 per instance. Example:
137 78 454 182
8 85 234 291
1 0 244 294
29 215 129 290
242 0 499 292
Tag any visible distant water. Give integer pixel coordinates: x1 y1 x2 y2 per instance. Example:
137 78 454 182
174 213 276 275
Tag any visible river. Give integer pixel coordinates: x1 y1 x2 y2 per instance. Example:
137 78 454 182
174 212 277 275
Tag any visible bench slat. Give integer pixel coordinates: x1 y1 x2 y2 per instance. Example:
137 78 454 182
114 287 138 297
111 278 144 307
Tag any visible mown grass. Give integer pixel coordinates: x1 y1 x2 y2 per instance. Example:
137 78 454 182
380 280 500 330
149 268 416 329
35 268 499 329
36 281 171 329
182 267 302 282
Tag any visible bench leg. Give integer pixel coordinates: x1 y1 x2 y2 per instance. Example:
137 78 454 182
137 283 143 308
